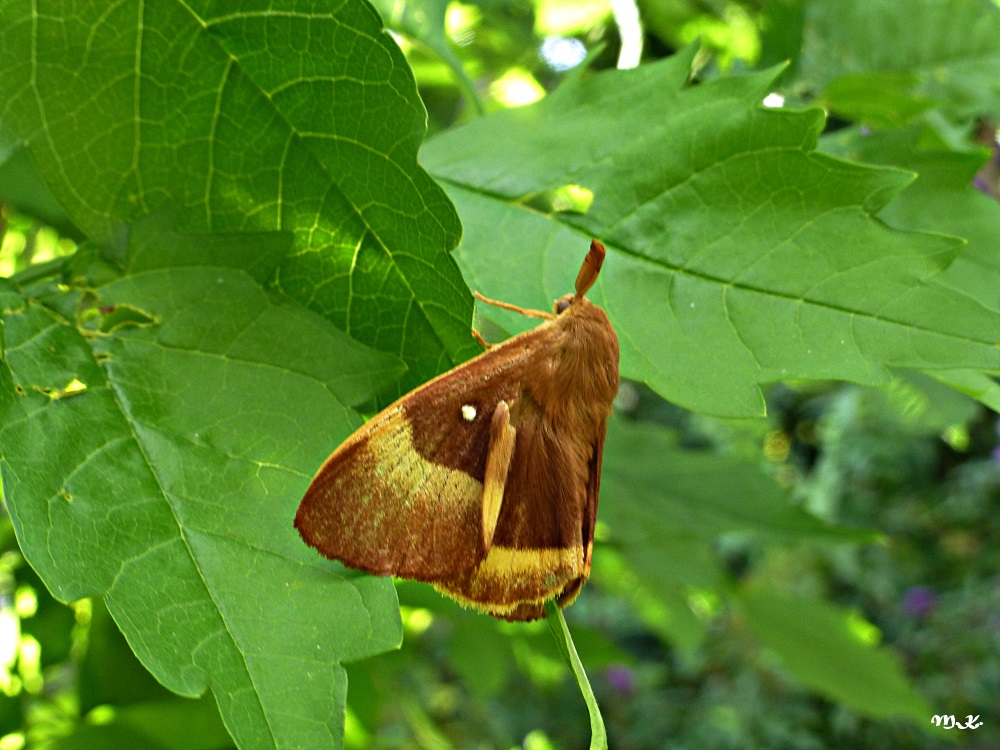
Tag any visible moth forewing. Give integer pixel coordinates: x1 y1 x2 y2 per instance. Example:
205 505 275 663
295 325 561 579
296 241 620 621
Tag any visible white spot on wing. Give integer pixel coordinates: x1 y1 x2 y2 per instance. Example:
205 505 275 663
461 404 477 422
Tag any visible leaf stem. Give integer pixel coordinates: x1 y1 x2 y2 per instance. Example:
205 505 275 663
545 599 608 750
10 257 65 285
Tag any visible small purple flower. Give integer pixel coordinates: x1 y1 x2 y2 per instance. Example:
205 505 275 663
605 664 635 695
859 126 872 136
973 176 991 195
902 586 936 617
992 444 1000 464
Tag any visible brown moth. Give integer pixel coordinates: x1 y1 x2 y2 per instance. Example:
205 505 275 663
295 240 619 621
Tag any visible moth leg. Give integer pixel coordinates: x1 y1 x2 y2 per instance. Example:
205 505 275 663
471 328 492 349
482 400 516 551
473 291 554 320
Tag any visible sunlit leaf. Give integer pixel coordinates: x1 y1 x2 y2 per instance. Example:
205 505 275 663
0 0 476 394
1 221 405 749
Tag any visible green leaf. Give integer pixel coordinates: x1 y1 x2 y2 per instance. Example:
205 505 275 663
820 124 1000 313
885 371 979 432
595 419 874 651
821 73 933 128
928 369 1000 413
1 222 406 749
113 698 236 750
820 123 1000 410
801 0 1000 121
756 0 805 77
0 0 477 392
14 556 76 668
52 723 175 750
0 145 79 239
449 615 516 699
424 49 1000 417
602 420 871 546
368 0 484 114
590 547 707 652
739 590 932 723
62 631 236 750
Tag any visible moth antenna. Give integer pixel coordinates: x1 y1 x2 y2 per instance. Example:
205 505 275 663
574 240 606 297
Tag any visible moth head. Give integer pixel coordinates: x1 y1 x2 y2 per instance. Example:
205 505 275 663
554 294 574 315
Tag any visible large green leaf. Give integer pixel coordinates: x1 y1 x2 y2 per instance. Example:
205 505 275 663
423 49 1000 417
0 0 477 391
72 600 234 749
801 0 1000 121
821 124 1000 410
602 420 872 549
822 125 1000 313
599 419 873 616
0 221 405 750
739 590 932 722
592 419 876 651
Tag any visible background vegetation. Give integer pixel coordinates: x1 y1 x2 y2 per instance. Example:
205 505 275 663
1 0 999 748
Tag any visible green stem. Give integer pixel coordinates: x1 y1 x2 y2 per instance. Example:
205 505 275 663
10 256 65 285
545 599 607 750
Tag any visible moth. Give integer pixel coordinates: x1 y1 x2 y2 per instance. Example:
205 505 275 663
295 240 620 621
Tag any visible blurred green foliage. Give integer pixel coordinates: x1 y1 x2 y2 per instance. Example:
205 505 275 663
2 0 1000 748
